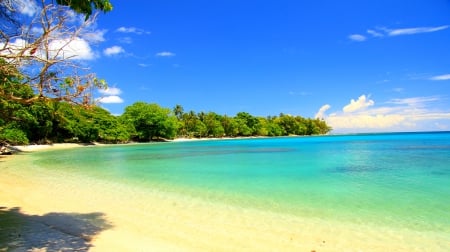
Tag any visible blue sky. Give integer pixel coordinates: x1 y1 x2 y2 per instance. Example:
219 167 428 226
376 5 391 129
16 1 450 133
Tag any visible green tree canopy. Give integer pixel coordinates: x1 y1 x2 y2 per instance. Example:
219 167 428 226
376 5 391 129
56 0 113 19
121 102 178 141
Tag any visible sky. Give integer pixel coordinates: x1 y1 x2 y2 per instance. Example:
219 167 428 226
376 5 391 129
13 0 450 133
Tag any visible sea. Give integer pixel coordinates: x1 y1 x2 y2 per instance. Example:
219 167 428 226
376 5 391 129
6 131 450 250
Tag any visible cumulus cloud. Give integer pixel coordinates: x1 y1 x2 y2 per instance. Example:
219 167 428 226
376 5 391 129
0 38 27 56
0 5 108 63
318 95 450 132
0 37 95 60
14 0 39 16
97 95 124 104
156 51 176 57
348 34 366 42
103 46 125 56
82 29 107 43
343 95 374 113
99 87 122 96
327 114 406 130
48 37 96 60
315 104 331 119
97 87 124 104
1 36 97 61
430 74 450 81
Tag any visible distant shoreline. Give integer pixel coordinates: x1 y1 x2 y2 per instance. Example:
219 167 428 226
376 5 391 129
8 143 99 153
5 136 270 154
5 130 448 155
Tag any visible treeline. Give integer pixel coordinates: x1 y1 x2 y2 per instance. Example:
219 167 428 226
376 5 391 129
1 98 331 145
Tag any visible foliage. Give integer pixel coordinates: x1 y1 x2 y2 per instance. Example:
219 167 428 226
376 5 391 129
121 102 178 141
0 127 29 145
0 0 108 106
173 105 332 139
56 0 113 19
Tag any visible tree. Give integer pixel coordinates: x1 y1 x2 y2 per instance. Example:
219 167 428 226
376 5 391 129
89 107 129 143
0 60 34 144
202 112 224 137
121 102 178 141
221 115 239 137
56 0 113 19
0 0 108 106
235 112 259 136
181 110 205 137
173 104 184 120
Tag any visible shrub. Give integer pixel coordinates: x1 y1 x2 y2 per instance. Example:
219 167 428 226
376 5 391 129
0 128 30 145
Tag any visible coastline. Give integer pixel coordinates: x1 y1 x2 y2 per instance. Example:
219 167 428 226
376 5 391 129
9 143 97 152
5 136 266 154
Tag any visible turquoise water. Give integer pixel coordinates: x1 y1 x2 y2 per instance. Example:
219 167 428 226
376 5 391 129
30 132 450 232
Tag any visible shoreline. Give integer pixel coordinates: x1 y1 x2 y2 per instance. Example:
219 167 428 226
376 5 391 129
4 136 267 154
9 143 97 152
3 130 448 155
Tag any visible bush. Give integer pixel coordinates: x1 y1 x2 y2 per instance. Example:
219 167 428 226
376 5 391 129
0 128 30 145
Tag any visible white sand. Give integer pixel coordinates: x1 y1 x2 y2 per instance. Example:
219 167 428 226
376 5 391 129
10 143 98 152
1 149 448 251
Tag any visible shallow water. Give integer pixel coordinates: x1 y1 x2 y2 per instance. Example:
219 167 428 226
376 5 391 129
20 132 450 235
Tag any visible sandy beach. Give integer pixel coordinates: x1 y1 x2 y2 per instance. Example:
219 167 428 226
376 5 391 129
1 143 448 251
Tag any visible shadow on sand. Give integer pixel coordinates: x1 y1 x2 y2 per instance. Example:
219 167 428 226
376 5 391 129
0 207 112 251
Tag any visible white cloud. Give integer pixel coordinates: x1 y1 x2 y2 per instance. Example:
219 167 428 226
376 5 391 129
103 46 125 56
348 34 366 42
0 37 95 60
48 37 96 60
116 27 150 35
14 0 39 16
98 87 123 104
367 29 383 37
343 95 374 113
99 87 122 96
387 96 440 107
430 74 450 81
327 114 406 130
138 63 150 67
82 29 107 43
0 38 28 56
156 51 176 57
97 95 124 104
387 25 449 36
315 104 331 119
350 25 449 42
319 95 450 133
118 37 133 44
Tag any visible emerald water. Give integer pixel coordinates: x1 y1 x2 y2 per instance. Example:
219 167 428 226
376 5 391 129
28 132 450 232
